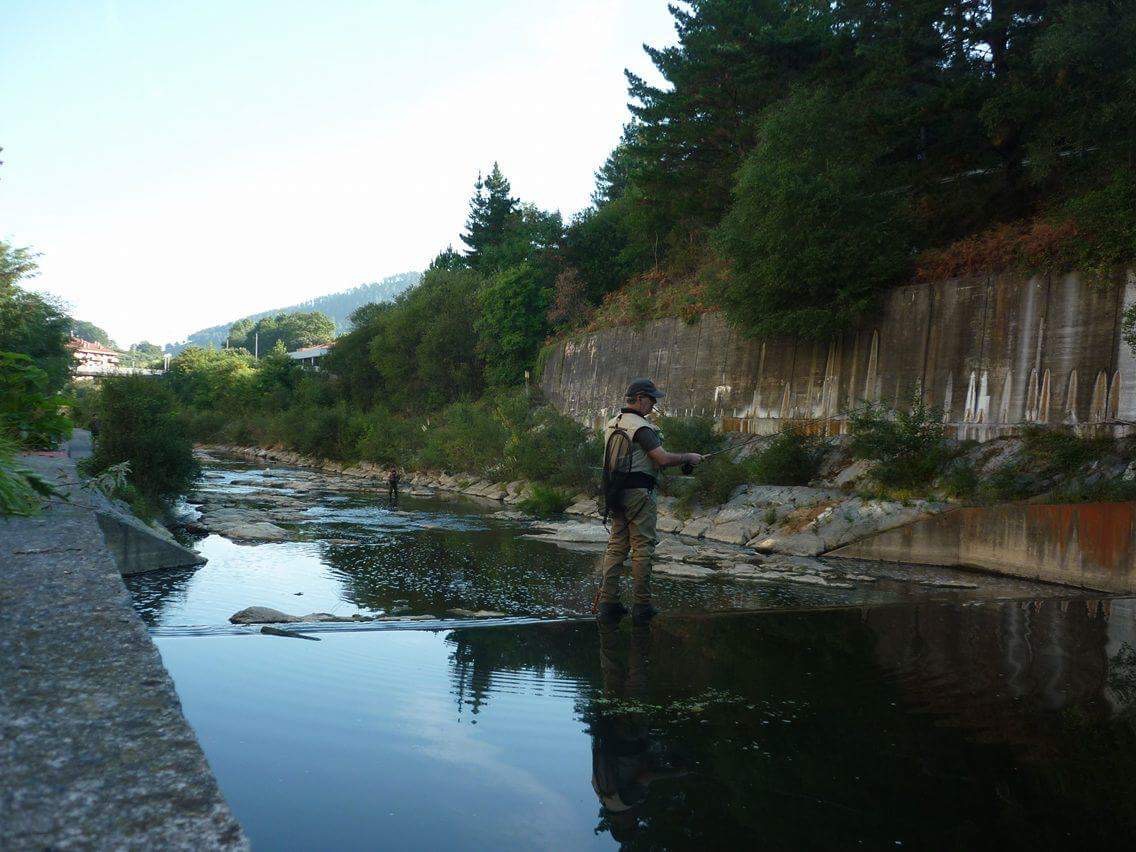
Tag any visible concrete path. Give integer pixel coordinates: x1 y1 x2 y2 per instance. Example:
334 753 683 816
0 454 247 850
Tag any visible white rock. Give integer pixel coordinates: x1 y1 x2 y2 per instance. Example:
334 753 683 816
522 520 610 543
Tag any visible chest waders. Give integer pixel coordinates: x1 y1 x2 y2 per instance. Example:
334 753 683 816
593 413 659 612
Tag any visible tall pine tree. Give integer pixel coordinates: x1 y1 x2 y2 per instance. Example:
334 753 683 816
462 163 518 271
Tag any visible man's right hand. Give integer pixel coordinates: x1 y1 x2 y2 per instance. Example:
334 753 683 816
685 453 704 466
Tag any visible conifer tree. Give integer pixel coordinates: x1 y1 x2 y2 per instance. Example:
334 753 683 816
462 163 518 271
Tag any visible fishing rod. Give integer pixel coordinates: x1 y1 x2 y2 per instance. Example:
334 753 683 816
679 432 764 473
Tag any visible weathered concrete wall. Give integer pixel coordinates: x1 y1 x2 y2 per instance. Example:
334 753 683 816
541 269 1135 439
831 502 1136 593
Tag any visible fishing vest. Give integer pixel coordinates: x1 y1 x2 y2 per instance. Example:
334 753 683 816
604 411 662 480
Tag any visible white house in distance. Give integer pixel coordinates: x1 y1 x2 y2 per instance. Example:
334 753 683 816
68 337 121 375
288 342 333 369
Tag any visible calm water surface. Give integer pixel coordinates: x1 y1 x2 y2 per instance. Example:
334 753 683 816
132 462 1136 849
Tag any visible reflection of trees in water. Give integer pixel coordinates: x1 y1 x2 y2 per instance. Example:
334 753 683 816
320 527 595 615
445 601 1136 847
123 567 198 626
447 622 595 718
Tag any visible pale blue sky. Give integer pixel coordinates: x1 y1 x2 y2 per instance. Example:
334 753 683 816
0 0 676 345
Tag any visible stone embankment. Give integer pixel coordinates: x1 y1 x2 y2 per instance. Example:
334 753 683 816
204 443 944 559
0 453 247 850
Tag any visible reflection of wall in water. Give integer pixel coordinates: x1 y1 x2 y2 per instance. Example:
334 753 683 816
866 598 1136 759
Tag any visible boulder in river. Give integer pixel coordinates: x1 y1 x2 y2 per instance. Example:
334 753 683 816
230 606 302 624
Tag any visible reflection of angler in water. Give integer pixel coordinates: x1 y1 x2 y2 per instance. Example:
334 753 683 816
590 621 686 844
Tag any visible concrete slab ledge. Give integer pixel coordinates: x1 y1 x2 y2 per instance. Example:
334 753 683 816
0 454 247 849
830 502 1136 593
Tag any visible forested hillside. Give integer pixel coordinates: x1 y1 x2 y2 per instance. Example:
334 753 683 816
169 271 419 352
76 0 1136 514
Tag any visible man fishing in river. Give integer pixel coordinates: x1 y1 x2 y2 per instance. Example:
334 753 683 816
597 379 702 623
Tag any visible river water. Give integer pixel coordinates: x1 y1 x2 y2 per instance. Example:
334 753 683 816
128 459 1136 849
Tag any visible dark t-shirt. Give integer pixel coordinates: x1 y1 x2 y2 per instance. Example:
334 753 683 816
619 408 662 454
633 427 661 453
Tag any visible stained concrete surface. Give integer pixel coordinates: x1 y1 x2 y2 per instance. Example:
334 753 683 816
542 269 1136 439
832 501 1136 593
0 454 247 850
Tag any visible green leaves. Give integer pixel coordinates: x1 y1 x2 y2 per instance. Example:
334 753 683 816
712 87 914 338
0 352 72 450
226 311 336 354
0 434 60 516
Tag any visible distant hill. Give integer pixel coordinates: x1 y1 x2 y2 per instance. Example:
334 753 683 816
166 272 420 352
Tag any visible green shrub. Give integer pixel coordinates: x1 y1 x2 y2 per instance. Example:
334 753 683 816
675 454 752 513
0 434 57 516
504 404 597 490
418 401 508 475
1053 478 1136 503
518 483 574 517
88 376 198 507
357 408 421 466
66 381 100 431
178 408 230 443
655 416 723 455
749 427 826 486
1019 426 1111 476
0 352 72 449
282 402 369 461
848 401 951 490
939 460 981 500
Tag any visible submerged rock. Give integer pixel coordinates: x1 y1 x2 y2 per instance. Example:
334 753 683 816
219 521 290 541
448 608 509 618
653 562 715 580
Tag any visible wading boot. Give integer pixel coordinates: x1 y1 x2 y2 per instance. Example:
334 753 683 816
596 602 629 622
632 603 658 623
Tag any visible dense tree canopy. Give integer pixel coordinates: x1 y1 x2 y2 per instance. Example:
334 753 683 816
0 241 72 391
71 320 115 348
564 0 1136 335
226 311 336 354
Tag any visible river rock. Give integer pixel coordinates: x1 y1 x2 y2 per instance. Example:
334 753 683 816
654 539 700 561
230 606 301 624
652 562 715 580
523 521 610 543
220 521 290 541
448 608 509 618
678 516 715 538
750 497 942 555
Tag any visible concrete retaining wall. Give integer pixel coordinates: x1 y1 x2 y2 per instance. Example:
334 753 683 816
831 502 1136 593
540 269 1136 439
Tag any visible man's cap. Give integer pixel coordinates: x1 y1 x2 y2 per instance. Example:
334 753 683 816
626 378 665 399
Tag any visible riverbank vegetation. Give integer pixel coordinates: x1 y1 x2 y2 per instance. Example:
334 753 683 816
0 242 73 515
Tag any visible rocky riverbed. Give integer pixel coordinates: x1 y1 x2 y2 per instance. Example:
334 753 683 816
201 443 945 556
136 447 1074 632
